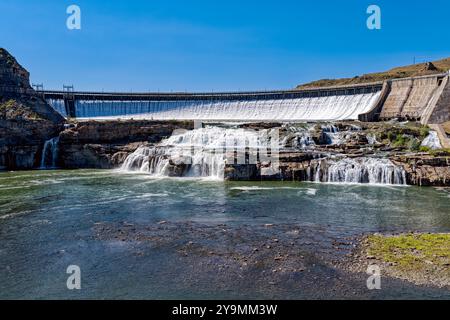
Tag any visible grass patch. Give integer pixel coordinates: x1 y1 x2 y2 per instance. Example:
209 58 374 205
366 233 450 271
0 99 16 112
429 148 450 156
297 57 450 88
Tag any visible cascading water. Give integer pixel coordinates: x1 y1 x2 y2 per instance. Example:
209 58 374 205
121 124 408 185
121 126 279 179
40 137 60 169
281 125 316 149
421 131 442 150
50 91 382 121
321 124 341 145
309 157 407 185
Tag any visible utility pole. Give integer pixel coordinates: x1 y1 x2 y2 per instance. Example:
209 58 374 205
32 83 44 98
32 83 44 91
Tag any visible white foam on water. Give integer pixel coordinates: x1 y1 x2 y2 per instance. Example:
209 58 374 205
229 186 304 191
47 91 381 121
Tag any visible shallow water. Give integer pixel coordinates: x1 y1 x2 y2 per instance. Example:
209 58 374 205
0 170 449 299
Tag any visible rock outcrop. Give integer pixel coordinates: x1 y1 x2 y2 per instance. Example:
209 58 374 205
0 48 65 170
58 120 193 169
392 155 450 186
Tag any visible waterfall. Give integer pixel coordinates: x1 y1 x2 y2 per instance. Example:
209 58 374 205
421 131 442 150
321 124 341 145
308 157 407 185
121 125 407 185
46 99 67 117
121 126 279 179
67 91 381 121
281 125 316 149
40 137 60 169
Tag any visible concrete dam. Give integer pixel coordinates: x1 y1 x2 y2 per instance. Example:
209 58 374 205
43 72 450 124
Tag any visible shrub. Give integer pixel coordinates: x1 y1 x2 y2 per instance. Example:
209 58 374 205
419 126 430 139
409 138 421 151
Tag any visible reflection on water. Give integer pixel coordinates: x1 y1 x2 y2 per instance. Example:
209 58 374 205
0 170 449 299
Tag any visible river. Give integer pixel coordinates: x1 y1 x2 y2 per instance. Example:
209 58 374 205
0 170 449 299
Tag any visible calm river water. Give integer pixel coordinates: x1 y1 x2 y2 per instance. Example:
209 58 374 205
1 170 449 299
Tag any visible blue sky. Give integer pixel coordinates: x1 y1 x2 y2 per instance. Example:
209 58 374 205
1 0 449 92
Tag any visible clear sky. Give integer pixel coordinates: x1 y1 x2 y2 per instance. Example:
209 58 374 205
1 0 449 92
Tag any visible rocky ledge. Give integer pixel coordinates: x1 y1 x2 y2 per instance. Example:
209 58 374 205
58 120 193 169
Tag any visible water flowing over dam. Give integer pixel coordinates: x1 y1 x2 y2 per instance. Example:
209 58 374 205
44 83 383 122
72 92 381 121
43 72 450 124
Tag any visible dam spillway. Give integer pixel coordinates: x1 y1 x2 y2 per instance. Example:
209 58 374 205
44 83 383 122
73 92 381 121
42 72 450 123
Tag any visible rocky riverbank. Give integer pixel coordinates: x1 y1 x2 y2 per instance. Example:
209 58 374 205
340 233 450 289
92 220 450 299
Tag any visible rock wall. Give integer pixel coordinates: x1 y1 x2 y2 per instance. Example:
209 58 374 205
0 48 32 93
392 155 450 186
0 48 65 170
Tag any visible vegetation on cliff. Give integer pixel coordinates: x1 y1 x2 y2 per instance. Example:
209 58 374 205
0 48 65 169
297 57 450 89
0 98 44 120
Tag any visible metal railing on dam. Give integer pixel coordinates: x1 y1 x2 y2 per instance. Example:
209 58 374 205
42 82 383 101
42 82 384 121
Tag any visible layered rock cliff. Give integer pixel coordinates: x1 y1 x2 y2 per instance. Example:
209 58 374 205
0 48 65 170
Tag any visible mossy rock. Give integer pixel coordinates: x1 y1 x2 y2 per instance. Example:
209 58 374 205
366 233 450 270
